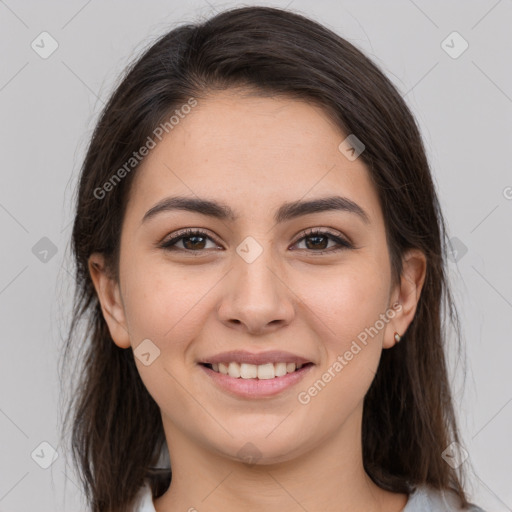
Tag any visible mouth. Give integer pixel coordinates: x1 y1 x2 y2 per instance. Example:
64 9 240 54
199 361 314 380
198 357 315 399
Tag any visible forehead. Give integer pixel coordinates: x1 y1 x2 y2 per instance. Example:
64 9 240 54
125 90 381 225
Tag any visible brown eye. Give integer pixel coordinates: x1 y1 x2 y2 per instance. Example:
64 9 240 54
293 229 353 254
160 229 219 252
159 228 353 255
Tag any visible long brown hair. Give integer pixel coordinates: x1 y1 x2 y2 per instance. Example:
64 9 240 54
59 6 474 511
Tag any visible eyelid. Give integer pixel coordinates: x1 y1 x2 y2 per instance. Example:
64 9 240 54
292 227 353 247
159 228 221 249
159 226 354 253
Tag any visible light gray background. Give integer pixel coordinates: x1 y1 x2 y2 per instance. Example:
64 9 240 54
1 1 511 511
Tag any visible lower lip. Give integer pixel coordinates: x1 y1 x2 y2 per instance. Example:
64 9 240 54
198 363 314 398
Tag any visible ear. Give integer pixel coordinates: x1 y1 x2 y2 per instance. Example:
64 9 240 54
88 253 131 349
383 248 427 349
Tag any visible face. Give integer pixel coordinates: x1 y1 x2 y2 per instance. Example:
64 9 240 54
90 89 424 466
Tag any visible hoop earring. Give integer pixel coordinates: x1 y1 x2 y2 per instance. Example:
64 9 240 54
394 332 401 343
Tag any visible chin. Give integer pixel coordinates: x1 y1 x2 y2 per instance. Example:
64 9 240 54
212 435 310 467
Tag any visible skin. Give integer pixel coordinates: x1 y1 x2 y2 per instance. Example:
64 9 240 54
89 89 426 512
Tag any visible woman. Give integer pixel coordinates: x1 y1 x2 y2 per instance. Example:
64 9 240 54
60 6 485 511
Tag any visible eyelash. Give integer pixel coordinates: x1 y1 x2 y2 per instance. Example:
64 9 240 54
159 228 353 255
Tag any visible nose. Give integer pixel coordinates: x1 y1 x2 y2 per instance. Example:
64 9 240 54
217 240 295 335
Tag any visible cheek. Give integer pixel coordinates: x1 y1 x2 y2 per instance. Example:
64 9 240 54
295 270 387 421
294 258 391 342
292 256 390 402
124 264 207 418
122 259 213 342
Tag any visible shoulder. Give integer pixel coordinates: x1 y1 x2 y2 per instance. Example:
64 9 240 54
131 480 156 512
404 484 486 512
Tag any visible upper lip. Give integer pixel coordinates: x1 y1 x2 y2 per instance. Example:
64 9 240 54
199 350 313 366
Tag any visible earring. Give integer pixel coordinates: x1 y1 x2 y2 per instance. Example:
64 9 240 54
394 332 401 343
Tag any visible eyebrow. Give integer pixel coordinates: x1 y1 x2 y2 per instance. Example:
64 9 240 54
141 195 370 225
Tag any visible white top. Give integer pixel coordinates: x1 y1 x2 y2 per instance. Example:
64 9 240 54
131 479 486 511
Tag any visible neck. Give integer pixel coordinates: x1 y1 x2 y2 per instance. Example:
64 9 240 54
153 403 408 512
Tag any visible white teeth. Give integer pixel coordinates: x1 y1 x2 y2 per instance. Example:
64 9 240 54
274 362 287 377
240 363 258 379
257 363 275 380
228 362 241 378
209 361 306 379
